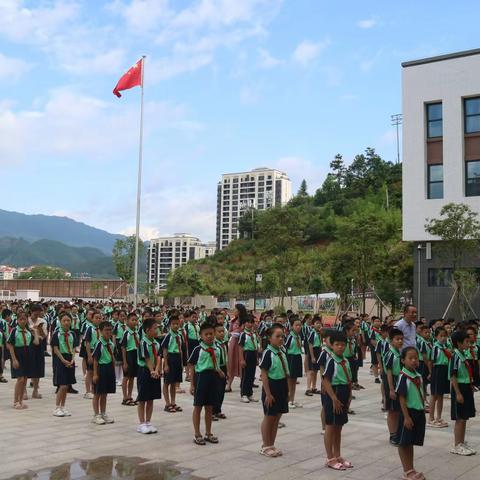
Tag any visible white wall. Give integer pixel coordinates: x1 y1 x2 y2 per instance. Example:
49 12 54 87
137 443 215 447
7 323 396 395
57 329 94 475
402 53 480 241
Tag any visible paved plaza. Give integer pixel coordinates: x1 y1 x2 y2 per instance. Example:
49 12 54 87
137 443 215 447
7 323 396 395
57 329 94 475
0 358 479 480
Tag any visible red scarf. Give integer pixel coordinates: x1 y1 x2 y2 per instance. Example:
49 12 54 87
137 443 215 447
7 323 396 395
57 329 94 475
175 334 183 363
64 331 72 354
339 359 352 385
295 334 301 349
443 347 452 360
20 329 28 350
105 342 115 362
133 331 140 348
401 371 424 403
203 346 218 370
151 341 158 360
277 350 289 377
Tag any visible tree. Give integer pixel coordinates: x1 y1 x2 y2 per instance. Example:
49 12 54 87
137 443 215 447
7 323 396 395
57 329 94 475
112 236 145 285
298 179 308 196
166 264 206 298
425 203 480 320
18 266 69 279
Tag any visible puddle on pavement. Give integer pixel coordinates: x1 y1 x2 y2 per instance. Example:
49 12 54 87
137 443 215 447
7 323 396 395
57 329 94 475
5 456 201 480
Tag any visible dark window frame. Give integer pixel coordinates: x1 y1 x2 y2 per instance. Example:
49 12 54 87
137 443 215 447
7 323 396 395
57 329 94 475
466 159 480 197
427 164 444 199
426 102 443 138
464 96 480 134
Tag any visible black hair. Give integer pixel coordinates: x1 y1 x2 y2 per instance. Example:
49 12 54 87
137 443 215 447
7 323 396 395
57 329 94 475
343 320 355 332
380 324 389 333
434 326 447 338
200 322 215 333
266 322 284 338
99 321 113 331
400 346 418 361
452 330 468 348
320 327 336 340
127 312 138 321
235 304 249 326
329 330 347 344
371 316 380 322
168 314 179 325
1 309 12 319
403 304 416 314
289 314 301 326
142 318 156 332
59 311 73 321
388 327 404 341
30 303 43 313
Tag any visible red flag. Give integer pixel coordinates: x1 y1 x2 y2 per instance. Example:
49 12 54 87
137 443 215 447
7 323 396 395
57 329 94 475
113 58 143 98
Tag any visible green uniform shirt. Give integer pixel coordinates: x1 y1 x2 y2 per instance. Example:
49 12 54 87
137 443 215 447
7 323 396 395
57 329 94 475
186 322 200 341
7 327 32 347
323 352 352 386
259 344 289 380
384 346 401 376
138 336 160 368
449 349 472 384
93 338 115 365
240 328 258 352
55 328 76 355
285 332 302 355
344 337 356 359
396 367 424 410
430 341 450 366
188 341 220 373
216 340 227 367
162 330 182 353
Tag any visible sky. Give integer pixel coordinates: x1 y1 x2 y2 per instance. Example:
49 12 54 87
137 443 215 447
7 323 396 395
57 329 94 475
1 0 479 243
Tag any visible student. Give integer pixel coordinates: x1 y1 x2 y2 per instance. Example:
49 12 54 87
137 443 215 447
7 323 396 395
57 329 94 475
285 315 303 409
449 330 476 456
259 323 289 458
395 347 426 480
322 330 353 471
84 311 102 400
416 324 432 406
213 323 228 420
137 318 162 434
428 326 450 428
161 314 184 413
384 328 404 445
51 312 76 417
317 328 335 435
343 321 358 404
188 322 224 445
376 324 390 409
92 321 116 425
28 303 47 399
369 316 382 384
239 315 259 403
0 312 7 383
121 312 140 406
465 325 480 387
79 308 94 398
113 309 127 387
7 312 36 409
185 311 200 358
306 317 322 396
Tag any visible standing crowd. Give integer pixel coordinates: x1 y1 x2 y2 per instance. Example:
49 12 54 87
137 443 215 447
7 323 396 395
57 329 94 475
0 300 478 480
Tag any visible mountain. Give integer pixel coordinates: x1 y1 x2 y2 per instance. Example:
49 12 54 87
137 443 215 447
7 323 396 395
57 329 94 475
0 209 123 254
0 237 117 277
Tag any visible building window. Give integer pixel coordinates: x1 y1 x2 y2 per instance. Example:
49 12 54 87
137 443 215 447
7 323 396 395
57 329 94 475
466 160 480 196
465 97 480 133
428 268 453 287
427 164 443 199
427 102 442 138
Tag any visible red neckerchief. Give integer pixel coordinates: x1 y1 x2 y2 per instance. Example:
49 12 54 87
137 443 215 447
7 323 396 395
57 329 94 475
105 341 115 362
133 330 139 348
202 344 218 370
20 328 28 350
64 331 72 354
470 346 477 361
372 327 381 334
338 358 352 385
443 346 452 360
174 333 183 362
295 333 301 349
274 348 288 377
151 340 158 361
401 371 424 403
465 359 474 385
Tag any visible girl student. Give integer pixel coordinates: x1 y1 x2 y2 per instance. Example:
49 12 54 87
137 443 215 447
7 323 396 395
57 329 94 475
84 310 102 401
79 308 95 399
113 309 127 387
51 312 76 417
305 316 323 396
213 322 228 420
317 328 335 435
92 321 116 425
161 313 184 413
28 303 47 400
449 330 476 456
383 328 404 445
7 312 37 409
395 347 426 480
259 323 289 458
239 314 259 403
285 315 303 409
428 326 451 428
188 321 224 445
136 318 162 434
322 330 353 471
465 325 480 387
121 312 140 406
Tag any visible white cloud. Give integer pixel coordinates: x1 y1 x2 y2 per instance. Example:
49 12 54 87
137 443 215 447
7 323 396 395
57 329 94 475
258 48 282 69
357 18 377 29
240 86 261 104
107 0 172 32
292 39 329 67
0 52 31 81
359 49 383 72
273 156 326 193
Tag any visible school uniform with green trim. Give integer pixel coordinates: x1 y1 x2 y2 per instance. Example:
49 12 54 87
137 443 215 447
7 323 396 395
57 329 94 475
92 338 116 395
161 329 183 385
239 328 258 397
322 352 352 425
307 329 321 371
259 344 289 416
416 336 432 385
449 349 476 420
51 328 76 386
113 321 125 363
344 336 358 384
186 322 200 356
137 337 162 402
285 331 303 379
465 345 480 386
430 341 451 395
383 346 401 411
213 339 228 415
188 341 221 407
7 326 32 378
121 327 140 378
395 367 426 446
84 324 101 372
369 328 382 365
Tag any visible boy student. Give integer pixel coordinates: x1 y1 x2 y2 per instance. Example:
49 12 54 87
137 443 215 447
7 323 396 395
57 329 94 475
121 312 140 406
137 318 162 434
383 328 404 445
213 323 228 420
285 315 303 409
188 322 224 445
343 321 358 400
449 330 476 456
369 316 382 384
239 315 259 403
306 316 323 396
161 314 184 413
92 321 116 425
395 347 426 480
322 330 353 471
416 324 432 406
84 310 102 400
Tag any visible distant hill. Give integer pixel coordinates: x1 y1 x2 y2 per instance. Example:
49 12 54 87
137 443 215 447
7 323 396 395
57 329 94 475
0 237 117 277
0 209 123 254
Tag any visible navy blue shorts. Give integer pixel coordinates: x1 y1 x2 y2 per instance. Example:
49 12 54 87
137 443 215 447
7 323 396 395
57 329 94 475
396 408 425 446
451 383 476 420
287 354 302 379
194 370 218 407
164 352 183 385
93 363 116 395
137 366 162 402
262 378 288 416
323 384 350 426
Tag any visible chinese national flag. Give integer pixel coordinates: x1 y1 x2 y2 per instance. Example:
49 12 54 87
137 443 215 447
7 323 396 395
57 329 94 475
113 58 143 98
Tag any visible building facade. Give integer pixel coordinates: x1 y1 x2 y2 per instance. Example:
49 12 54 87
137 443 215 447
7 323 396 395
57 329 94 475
402 48 480 319
148 234 216 290
216 167 292 250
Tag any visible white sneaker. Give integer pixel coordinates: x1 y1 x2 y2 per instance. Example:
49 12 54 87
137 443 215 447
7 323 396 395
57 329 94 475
146 422 157 433
241 396 250 403
116 381 122 386
62 408 72 416
289 401 297 409
462 443 477 454
53 407 65 417
101 414 114 424
248 396 259 402
92 414 105 425
293 402 303 408
84 392 94 399
450 444 473 456
137 423 151 434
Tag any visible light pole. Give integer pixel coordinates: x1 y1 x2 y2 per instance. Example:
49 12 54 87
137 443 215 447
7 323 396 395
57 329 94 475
287 286 293 309
417 244 425 318
254 271 262 312
391 113 403 165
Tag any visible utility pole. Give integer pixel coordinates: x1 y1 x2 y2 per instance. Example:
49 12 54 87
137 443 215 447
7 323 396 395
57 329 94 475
391 113 403 165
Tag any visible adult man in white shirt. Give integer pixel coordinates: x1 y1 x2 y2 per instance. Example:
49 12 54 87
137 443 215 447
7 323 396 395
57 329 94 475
394 304 417 349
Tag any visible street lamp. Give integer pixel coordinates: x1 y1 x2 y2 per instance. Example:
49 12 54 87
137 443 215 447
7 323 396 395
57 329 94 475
417 244 426 318
254 271 262 312
287 286 293 308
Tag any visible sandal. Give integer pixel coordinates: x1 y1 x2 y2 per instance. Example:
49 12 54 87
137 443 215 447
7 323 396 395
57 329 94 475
125 398 136 406
312 388 321 395
176 388 186 394
217 413 227 419
326 458 346 471
305 389 314 396
164 405 176 413
402 470 424 480
173 404 183 412
204 433 219 444
225 387 232 393
272 447 283 456
121 399 129 406
32 392 42 399
193 435 206 445
259 446 279 457
337 457 353 468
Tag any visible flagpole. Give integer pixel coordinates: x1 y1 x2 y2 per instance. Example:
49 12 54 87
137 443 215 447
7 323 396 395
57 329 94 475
133 55 146 309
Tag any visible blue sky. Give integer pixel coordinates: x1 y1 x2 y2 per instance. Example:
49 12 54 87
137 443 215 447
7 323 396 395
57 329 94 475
1 0 479 242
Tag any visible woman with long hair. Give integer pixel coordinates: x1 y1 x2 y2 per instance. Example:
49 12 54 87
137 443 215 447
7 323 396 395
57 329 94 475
226 304 248 392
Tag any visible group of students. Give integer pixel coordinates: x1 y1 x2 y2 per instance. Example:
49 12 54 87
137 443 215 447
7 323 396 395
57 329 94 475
0 300 479 480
